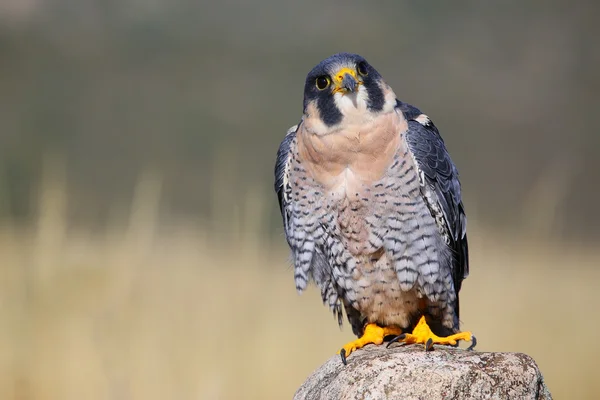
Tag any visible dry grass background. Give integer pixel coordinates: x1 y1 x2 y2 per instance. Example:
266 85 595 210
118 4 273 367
0 162 599 400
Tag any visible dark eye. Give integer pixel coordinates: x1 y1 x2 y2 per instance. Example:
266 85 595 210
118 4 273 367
316 76 330 90
357 61 368 76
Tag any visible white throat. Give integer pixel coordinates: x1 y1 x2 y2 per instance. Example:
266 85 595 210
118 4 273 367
302 82 398 136
333 85 370 118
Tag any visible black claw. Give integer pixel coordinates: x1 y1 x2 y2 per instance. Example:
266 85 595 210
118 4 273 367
386 334 406 348
425 338 434 351
340 348 347 365
467 335 477 351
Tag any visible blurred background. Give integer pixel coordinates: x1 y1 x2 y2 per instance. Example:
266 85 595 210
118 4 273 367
0 0 599 399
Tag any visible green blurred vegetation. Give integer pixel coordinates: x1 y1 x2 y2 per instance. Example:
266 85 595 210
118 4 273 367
0 0 599 239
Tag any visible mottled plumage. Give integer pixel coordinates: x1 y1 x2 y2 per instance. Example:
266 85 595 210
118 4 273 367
274 53 470 354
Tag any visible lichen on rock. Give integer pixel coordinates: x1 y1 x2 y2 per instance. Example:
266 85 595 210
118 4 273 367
294 344 552 400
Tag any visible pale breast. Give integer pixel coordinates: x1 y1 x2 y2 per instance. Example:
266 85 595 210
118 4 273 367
291 108 439 328
296 110 408 254
297 110 405 189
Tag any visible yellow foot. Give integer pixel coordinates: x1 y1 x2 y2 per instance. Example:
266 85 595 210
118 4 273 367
386 316 476 351
337 323 402 365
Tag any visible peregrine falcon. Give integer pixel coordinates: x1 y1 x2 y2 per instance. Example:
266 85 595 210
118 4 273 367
274 53 475 364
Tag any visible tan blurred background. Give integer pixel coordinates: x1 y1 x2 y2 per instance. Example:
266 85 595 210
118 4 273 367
1 1 599 399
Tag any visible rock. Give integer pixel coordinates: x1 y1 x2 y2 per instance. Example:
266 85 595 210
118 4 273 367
294 344 552 400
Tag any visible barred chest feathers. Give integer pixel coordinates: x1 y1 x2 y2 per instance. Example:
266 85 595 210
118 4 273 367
289 109 452 329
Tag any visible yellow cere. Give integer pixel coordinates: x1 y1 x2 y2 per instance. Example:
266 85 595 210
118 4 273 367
333 67 358 84
331 67 362 94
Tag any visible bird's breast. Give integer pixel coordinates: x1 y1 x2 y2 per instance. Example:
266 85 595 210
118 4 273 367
295 111 412 256
327 167 361 199
296 111 405 192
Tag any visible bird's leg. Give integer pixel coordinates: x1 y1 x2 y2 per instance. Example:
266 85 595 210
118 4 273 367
338 323 402 365
386 315 476 351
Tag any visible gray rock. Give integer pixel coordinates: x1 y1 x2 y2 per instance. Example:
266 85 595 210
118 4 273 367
294 344 552 400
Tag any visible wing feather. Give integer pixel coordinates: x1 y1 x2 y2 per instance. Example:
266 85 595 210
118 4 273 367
274 125 298 244
397 101 469 301
274 124 345 325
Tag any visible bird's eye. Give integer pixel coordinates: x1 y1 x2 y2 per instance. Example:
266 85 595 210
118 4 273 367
357 62 368 76
316 76 330 90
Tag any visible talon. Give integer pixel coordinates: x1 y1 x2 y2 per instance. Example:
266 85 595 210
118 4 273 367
337 323 402 364
467 334 477 351
425 337 434 351
340 348 347 365
386 316 475 351
386 333 406 348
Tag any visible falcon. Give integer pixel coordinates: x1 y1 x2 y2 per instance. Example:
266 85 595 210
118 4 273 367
274 53 475 364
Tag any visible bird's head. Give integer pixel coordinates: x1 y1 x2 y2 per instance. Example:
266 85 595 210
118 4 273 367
302 53 397 133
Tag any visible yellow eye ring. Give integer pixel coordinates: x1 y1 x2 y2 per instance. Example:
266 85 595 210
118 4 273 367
357 61 368 76
316 76 331 90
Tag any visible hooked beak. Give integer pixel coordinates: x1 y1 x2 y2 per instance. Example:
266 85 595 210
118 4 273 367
341 73 357 93
332 67 359 94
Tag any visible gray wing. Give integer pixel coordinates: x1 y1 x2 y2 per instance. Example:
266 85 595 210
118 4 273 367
274 124 345 326
397 101 469 310
274 124 297 246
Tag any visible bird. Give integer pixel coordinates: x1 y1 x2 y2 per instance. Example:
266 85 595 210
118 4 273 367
274 53 475 364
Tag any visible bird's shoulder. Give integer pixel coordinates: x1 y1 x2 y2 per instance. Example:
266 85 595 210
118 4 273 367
274 124 298 219
395 99 457 190
395 99 469 284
